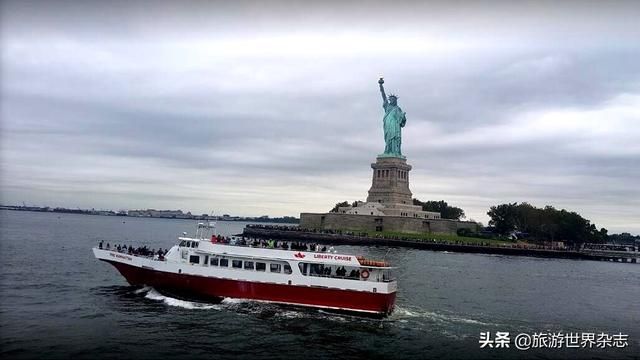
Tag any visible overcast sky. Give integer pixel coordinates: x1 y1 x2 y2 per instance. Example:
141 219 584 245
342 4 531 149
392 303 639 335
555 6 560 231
1 0 639 233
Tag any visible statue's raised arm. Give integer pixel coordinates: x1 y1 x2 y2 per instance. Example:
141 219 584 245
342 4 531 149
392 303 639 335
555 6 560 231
378 78 388 107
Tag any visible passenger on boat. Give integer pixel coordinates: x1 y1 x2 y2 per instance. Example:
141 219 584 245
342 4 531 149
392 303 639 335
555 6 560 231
321 246 327 252
99 240 103 249
106 243 110 250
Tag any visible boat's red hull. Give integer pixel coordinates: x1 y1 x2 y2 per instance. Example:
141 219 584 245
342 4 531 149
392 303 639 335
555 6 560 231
104 260 396 316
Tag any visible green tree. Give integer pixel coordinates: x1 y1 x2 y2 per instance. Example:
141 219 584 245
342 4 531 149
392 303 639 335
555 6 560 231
487 202 608 244
330 201 349 213
487 203 519 235
413 199 465 220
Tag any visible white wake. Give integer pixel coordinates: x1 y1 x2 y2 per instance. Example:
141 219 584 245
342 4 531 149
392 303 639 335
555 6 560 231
392 306 496 326
142 288 222 310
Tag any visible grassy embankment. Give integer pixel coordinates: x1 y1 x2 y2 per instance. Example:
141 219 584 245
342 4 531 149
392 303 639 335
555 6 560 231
351 229 513 247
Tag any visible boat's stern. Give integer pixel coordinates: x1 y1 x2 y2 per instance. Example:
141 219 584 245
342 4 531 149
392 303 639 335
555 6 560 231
382 280 398 315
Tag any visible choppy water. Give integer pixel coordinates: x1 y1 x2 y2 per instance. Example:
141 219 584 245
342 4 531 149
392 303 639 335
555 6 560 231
1 210 638 359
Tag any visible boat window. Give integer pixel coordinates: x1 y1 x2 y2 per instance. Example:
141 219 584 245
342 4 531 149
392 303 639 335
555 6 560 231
232 260 242 268
187 241 191 248
244 261 254 270
189 255 199 264
256 262 266 272
219 258 228 267
194 242 199 248
204 255 209 266
284 264 292 274
297 263 326 276
210 257 219 266
310 263 325 276
270 263 281 273
382 269 394 282
298 263 309 276
179 240 186 247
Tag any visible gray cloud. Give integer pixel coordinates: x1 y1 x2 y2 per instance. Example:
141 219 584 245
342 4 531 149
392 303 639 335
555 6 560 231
2 0 639 233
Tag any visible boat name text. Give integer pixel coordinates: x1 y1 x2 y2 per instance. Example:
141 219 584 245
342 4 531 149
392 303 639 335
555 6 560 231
109 252 133 261
313 254 352 261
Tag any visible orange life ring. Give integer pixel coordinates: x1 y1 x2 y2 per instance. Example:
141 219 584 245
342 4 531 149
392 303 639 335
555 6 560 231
361 270 370 279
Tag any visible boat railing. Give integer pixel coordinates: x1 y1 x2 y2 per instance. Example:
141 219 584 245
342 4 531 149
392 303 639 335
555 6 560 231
313 273 395 282
356 256 391 268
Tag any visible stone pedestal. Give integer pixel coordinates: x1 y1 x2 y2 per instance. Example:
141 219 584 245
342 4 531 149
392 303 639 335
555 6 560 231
366 156 413 205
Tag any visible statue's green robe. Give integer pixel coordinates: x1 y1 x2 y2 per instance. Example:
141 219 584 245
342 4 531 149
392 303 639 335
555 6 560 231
382 103 406 157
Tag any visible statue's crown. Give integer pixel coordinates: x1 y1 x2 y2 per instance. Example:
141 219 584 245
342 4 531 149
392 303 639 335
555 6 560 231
388 94 398 99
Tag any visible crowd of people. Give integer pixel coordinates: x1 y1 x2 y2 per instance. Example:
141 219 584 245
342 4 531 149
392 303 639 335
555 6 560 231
249 239 328 252
247 224 367 237
212 234 332 252
98 240 167 260
306 265 363 279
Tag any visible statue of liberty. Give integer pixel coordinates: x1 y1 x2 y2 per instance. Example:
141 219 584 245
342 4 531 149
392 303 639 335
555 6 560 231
378 78 407 158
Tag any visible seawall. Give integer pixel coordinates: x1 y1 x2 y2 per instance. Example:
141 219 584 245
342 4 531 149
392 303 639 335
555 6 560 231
243 227 638 264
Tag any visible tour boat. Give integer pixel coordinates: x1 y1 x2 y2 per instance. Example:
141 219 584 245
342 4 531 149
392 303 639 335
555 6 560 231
93 223 397 317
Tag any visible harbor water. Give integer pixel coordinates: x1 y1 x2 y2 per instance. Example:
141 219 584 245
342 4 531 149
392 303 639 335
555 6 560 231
1 210 638 359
